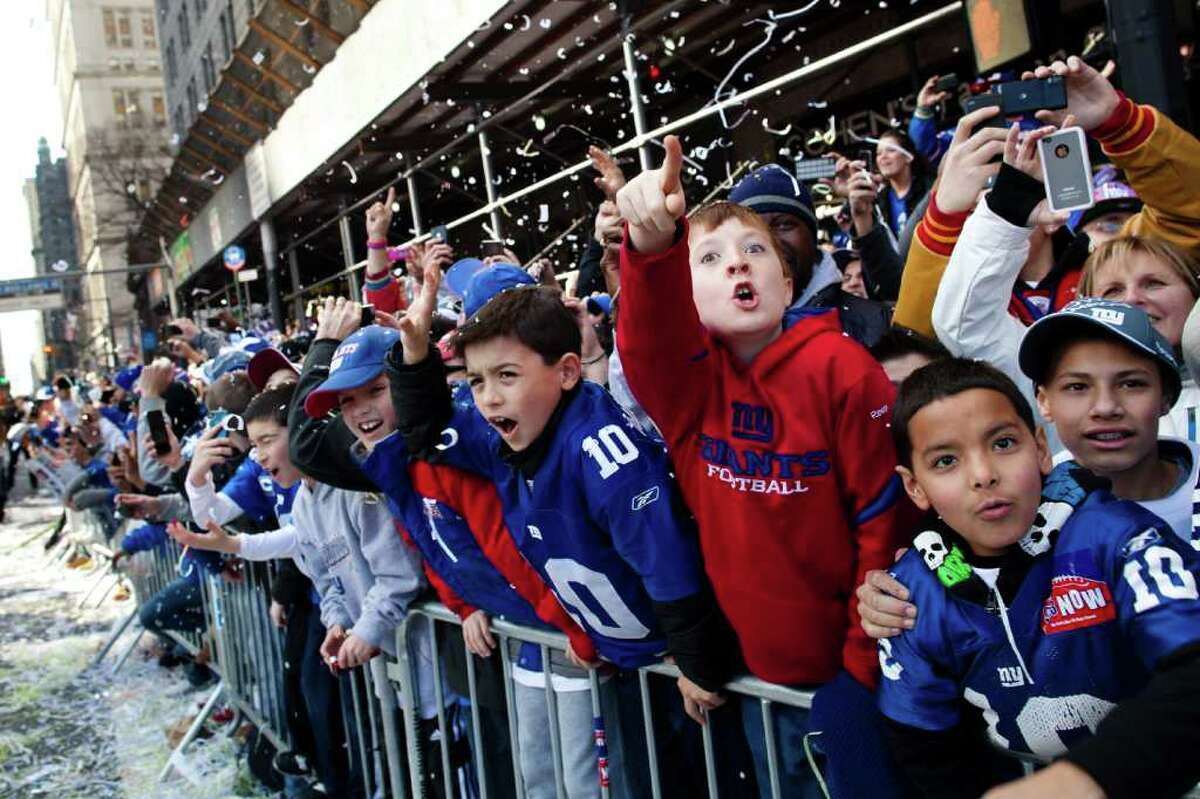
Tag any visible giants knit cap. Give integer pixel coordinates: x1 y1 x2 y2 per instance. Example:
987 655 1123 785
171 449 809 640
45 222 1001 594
729 164 818 238
463 264 535 319
1019 298 1181 405
303 326 400 418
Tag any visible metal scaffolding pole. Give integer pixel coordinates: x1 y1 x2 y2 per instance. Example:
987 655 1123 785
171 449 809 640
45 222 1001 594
287 248 305 323
405 161 424 236
477 123 504 240
621 15 653 171
259 217 285 332
338 198 362 301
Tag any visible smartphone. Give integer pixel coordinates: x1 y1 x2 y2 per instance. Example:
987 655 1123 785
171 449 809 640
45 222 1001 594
935 74 960 93
1038 127 1094 214
430 225 449 244
997 76 1067 116
481 239 505 257
792 157 837 183
146 409 171 455
856 148 875 172
360 304 376 328
963 94 1008 131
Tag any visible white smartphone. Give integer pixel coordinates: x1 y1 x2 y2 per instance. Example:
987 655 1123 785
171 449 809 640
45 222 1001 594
1038 127 1094 214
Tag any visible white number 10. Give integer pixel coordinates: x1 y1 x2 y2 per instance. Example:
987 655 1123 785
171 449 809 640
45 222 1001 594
1123 545 1199 613
582 424 639 479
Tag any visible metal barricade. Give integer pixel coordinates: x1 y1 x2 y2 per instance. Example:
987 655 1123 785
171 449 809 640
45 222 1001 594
388 600 816 799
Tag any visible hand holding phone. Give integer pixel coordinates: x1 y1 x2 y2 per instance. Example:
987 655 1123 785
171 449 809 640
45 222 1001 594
1038 127 1094 214
146 409 171 456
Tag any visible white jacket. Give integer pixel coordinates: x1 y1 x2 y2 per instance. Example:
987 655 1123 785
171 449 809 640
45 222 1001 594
931 200 1199 447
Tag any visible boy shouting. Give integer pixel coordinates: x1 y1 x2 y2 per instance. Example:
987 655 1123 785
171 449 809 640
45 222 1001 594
615 135 908 793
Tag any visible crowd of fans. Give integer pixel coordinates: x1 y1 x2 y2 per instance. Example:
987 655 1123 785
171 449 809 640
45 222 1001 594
7 47 1200 799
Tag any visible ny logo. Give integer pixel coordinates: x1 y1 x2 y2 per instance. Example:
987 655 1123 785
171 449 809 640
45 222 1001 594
731 402 773 443
997 666 1025 688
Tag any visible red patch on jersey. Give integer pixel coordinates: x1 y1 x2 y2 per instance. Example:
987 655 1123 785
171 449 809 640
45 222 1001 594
1041 574 1116 634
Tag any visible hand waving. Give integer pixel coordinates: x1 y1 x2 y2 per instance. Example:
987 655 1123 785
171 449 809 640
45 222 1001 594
398 254 442 365
366 187 395 240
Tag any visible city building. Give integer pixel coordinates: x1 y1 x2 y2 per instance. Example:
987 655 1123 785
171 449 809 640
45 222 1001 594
28 138 81 376
46 0 171 368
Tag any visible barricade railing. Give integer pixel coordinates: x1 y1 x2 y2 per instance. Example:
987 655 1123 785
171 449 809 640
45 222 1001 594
389 600 816 799
78 512 1196 799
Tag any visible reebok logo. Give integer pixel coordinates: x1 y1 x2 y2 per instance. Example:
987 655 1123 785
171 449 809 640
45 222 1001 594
631 486 660 511
528 525 543 540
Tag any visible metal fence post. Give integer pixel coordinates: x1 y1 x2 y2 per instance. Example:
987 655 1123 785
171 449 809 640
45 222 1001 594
404 163 424 236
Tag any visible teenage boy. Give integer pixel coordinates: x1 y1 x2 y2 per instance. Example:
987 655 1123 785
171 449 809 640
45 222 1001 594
615 135 907 793
860 301 1200 637
878 357 1200 799
388 273 736 712
290 303 619 799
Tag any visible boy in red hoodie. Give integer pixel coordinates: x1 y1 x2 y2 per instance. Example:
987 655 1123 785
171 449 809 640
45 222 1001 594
616 136 909 797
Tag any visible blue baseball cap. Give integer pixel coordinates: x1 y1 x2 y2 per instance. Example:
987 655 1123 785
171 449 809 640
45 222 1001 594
303 326 399 418
586 293 612 317
463 264 535 319
1019 298 1181 404
444 257 486 299
201 349 252 384
115 365 143 393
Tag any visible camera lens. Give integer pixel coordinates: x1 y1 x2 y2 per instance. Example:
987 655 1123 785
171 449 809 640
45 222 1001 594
1054 144 1070 159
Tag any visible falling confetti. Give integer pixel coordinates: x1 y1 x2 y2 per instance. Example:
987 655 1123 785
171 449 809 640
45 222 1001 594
341 160 358 184
294 16 309 26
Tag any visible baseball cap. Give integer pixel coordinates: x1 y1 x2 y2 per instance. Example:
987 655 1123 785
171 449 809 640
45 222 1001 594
201 349 252 384
1069 180 1142 232
248 347 299 390
444 257 487 299
729 164 818 238
463 264 535 319
831 249 861 273
586 294 612 317
114 365 143 393
1019 298 1181 404
303 326 399 418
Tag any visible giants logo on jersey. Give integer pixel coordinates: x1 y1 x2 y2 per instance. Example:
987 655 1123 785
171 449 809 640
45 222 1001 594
731 402 773 443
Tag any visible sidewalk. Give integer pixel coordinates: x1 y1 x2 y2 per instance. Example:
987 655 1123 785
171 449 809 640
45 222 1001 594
0 495 260 798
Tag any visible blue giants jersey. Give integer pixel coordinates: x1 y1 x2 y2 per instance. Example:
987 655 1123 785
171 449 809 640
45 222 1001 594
431 381 707 668
358 432 548 628
878 472 1200 761
222 456 298 527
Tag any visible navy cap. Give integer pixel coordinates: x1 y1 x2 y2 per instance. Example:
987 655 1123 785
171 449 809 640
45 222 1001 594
444 257 486 299
831 248 861 273
1019 298 1181 404
586 293 612 317
303 326 400 418
729 164 818 238
463 264 535 319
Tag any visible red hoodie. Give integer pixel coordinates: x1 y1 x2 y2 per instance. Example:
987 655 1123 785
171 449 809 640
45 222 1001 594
617 227 908 688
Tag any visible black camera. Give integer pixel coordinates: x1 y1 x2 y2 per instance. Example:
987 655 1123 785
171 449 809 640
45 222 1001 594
360 304 376 328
